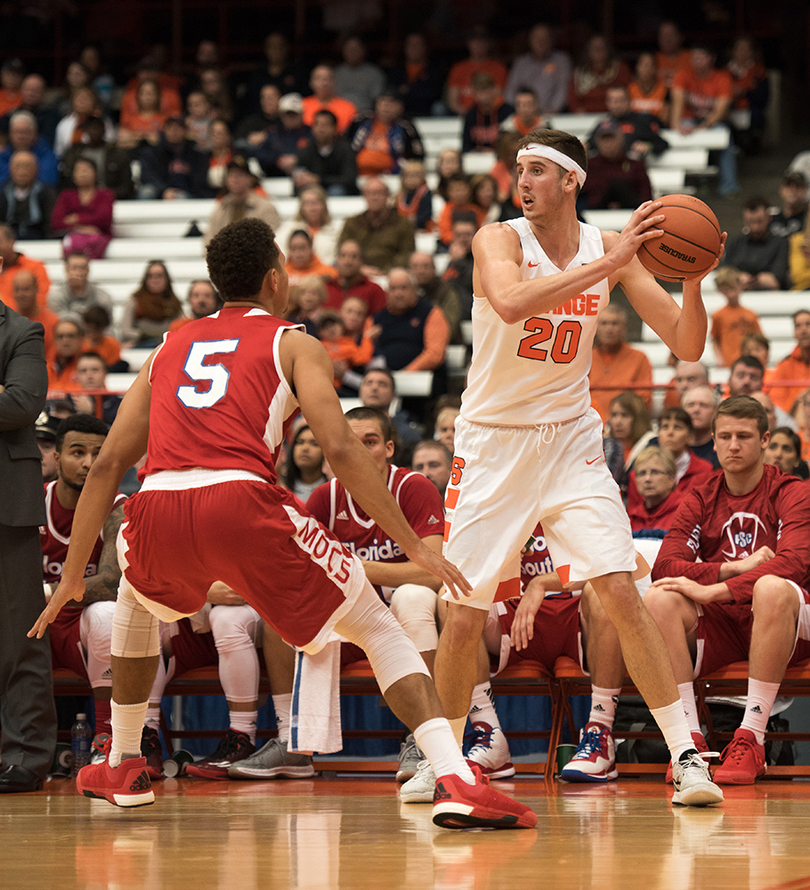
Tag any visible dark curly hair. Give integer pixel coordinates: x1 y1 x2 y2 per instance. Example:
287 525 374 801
206 218 280 300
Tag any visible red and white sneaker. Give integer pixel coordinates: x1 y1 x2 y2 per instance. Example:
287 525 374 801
76 738 154 808
713 729 766 785
666 732 710 785
465 721 516 779
432 768 537 830
186 729 255 780
560 722 618 783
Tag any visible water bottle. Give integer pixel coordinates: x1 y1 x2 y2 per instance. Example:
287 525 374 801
71 713 92 778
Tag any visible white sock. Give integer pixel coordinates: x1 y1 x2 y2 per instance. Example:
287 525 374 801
740 678 779 746
677 682 702 734
273 693 292 743
414 718 475 784
144 705 161 732
650 700 696 763
448 716 467 749
230 710 258 744
110 700 148 768
588 686 621 729
469 683 501 730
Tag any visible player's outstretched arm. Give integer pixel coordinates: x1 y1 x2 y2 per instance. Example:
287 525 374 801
28 356 155 639
280 330 471 599
610 214 727 363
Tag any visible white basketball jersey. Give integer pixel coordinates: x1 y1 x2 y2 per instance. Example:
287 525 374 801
460 218 610 425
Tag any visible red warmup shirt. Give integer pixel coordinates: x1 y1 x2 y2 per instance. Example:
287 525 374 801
308 464 444 603
143 308 302 483
652 463 810 603
40 481 126 583
627 488 684 535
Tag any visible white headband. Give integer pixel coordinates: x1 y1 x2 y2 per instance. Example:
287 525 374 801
516 144 587 187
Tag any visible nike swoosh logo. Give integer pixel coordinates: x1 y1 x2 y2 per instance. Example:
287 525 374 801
528 261 540 268
585 457 601 465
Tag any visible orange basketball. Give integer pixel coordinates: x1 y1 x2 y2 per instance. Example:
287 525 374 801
637 194 722 282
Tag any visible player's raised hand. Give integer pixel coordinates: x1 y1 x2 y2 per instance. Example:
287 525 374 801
609 200 665 269
28 578 85 639
406 540 471 600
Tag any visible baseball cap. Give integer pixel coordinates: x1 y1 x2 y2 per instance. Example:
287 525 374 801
595 119 622 137
783 171 807 188
279 93 304 115
35 411 60 442
226 154 253 174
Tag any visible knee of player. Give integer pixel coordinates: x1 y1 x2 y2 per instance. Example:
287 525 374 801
210 607 259 653
643 584 692 624
389 584 437 622
440 601 488 649
82 600 116 639
751 575 799 616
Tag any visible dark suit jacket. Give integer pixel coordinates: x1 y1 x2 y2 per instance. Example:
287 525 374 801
0 300 48 527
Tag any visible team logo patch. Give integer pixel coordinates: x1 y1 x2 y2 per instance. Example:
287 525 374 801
720 512 768 560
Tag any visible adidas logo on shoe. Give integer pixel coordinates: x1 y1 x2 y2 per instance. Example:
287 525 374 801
129 771 151 792
434 782 452 802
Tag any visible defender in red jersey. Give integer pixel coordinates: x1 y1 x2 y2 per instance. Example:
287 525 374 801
648 396 810 785
41 414 125 740
30 218 535 829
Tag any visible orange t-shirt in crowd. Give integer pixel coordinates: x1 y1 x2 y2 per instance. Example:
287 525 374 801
26 306 59 359
120 85 181 124
47 355 82 392
672 67 733 122
437 201 485 246
355 121 394 175
119 109 167 135
0 254 50 310
0 88 21 117
628 80 668 118
588 342 653 421
767 347 810 412
447 60 508 112
82 334 122 368
286 257 337 288
710 304 763 368
301 96 357 134
321 335 374 388
656 50 691 89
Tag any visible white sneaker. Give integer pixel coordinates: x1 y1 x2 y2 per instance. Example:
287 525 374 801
400 759 436 803
465 722 516 779
671 752 724 807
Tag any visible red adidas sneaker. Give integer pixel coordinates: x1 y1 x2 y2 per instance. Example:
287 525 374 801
432 770 537 830
76 738 154 808
714 729 766 785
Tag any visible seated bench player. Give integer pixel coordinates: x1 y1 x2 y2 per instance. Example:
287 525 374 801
646 396 810 785
41 415 122 749
485 524 655 784
31 218 535 830
229 406 446 785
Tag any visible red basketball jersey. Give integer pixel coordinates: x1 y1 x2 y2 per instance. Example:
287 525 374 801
653 464 810 603
142 309 303 483
40 481 127 583
307 464 444 601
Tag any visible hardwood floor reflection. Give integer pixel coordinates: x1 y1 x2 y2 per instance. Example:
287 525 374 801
4 776 810 890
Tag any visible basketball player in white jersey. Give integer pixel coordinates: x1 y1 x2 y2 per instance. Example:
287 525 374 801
432 129 726 806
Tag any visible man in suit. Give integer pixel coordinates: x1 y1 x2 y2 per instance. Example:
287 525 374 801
0 266 57 793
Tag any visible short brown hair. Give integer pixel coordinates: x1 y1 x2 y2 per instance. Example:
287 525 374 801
712 395 768 436
517 129 588 179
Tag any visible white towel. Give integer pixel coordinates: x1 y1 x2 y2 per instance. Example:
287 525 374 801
289 638 343 754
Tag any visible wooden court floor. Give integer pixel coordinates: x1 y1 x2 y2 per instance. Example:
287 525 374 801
4 775 810 890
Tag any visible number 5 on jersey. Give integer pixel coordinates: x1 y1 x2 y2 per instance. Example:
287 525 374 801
177 339 240 408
